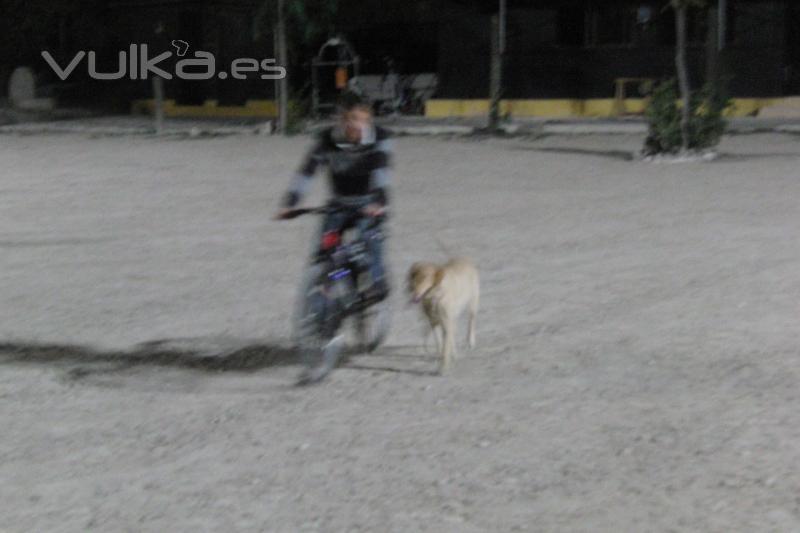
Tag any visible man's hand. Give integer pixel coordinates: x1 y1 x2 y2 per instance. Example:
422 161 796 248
362 203 386 217
274 208 293 220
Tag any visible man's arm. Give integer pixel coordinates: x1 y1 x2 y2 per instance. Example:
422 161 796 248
368 137 392 208
281 137 325 209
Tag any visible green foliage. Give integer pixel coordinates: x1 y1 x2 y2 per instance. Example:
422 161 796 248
253 0 339 46
252 0 339 124
285 95 311 134
670 0 709 8
644 79 730 155
286 0 339 45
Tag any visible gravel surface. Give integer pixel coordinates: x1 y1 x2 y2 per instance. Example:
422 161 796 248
1 132 799 532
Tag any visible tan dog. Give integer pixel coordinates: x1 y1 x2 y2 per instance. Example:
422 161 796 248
407 258 479 372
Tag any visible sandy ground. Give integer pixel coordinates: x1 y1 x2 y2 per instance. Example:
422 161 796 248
1 131 799 532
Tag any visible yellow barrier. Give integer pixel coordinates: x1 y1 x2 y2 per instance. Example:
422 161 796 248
425 98 791 118
131 99 277 118
130 96 794 119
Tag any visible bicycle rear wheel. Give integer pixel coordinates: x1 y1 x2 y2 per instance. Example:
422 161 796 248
355 296 391 353
352 269 392 353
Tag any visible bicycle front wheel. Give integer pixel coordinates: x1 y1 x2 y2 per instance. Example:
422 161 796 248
292 264 349 384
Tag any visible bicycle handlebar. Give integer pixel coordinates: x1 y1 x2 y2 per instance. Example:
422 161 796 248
280 207 329 219
280 204 386 220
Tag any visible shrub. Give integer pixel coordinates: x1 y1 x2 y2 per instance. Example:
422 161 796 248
286 97 310 134
643 79 730 155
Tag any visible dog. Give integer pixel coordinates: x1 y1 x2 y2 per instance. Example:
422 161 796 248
407 258 479 373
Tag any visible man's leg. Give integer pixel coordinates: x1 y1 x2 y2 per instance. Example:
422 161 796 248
311 211 347 261
358 218 389 300
296 210 349 384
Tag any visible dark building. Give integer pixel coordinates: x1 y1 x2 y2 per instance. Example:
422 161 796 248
2 0 797 116
109 0 271 106
1 0 273 111
437 0 794 100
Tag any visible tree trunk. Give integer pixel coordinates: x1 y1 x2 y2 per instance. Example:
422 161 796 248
717 0 730 102
276 0 289 135
675 4 691 153
488 14 501 132
152 76 164 135
705 6 719 86
488 0 506 132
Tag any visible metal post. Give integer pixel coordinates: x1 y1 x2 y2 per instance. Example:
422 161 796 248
498 0 507 55
152 76 164 135
706 5 719 84
489 0 506 132
716 0 729 98
152 22 165 135
274 29 280 130
276 0 289 134
311 59 319 118
489 15 501 131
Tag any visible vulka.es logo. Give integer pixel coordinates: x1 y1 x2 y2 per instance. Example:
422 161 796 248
41 43 286 81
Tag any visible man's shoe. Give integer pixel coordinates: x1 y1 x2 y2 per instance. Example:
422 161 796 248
296 335 345 386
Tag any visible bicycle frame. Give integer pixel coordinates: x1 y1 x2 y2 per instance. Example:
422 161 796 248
289 204 391 383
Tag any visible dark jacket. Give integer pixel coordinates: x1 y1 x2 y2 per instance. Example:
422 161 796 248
282 125 392 208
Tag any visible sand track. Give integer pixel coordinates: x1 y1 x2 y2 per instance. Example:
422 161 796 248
1 132 799 532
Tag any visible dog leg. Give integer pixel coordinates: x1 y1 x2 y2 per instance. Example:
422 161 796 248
467 302 478 350
423 323 442 355
467 309 478 349
440 317 455 373
422 325 432 353
432 325 442 354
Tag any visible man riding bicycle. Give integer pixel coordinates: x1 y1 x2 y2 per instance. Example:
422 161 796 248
276 91 392 303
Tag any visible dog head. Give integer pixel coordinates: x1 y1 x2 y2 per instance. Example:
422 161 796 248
407 262 440 303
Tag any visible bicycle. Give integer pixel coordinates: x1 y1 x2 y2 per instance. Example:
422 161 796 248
285 203 391 384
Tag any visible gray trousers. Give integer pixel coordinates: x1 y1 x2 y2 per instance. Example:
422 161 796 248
312 198 387 284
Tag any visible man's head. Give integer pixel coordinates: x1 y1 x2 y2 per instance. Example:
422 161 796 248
337 91 373 144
